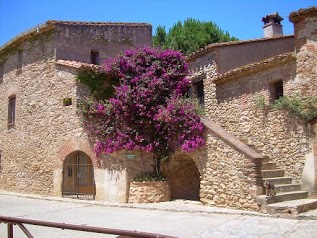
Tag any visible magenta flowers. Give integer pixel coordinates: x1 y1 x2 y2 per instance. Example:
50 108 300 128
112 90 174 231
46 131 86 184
81 47 205 176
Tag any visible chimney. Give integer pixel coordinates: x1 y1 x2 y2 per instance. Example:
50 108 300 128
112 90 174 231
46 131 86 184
262 12 283 37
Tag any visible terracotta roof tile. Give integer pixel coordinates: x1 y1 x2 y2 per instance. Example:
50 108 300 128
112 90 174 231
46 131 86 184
186 35 294 62
289 6 317 23
55 60 99 69
214 52 295 84
46 20 151 27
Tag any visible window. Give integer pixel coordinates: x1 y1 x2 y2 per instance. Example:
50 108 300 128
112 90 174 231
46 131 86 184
90 50 100 65
63 98 72 106
270 80 283 100
17 50 23 74
8 96 16 127
0 63 3 83
193 80 204 106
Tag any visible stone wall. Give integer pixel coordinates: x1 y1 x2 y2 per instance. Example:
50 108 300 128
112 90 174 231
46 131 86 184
187 36 294 75
200 133 260 210
217 37 294 74
0 33 64 195
128 181 171 203
291 15 317 96
165 153 201 201
0 25 155 202
101 150 155 202
203 60 314 183
55 22 153 63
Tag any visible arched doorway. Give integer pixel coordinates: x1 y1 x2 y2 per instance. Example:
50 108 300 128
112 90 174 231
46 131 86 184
168 156 200 201
62 151 95 199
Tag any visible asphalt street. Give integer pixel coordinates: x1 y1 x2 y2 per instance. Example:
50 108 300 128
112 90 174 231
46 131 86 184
0 194 317 238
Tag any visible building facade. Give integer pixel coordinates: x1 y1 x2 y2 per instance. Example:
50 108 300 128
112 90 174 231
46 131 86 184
1 7 317 214
0 21 154 202
186 7 317 213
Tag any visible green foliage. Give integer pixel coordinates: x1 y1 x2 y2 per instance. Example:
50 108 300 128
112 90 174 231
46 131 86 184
153 18 238 55
76 68 118 100
134 173 167 182
272 95 317 122
153 25 167 48
253 95 266 109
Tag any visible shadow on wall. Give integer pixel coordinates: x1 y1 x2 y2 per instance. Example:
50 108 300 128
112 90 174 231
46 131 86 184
165 155 200 201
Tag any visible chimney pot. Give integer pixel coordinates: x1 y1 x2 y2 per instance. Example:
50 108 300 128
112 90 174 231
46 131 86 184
262 12 284 37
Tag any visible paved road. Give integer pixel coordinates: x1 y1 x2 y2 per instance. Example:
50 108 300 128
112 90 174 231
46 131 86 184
0 194 317 237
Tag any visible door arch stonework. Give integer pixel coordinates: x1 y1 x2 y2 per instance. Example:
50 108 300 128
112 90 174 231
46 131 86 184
54 139 99 198
62 151 95 199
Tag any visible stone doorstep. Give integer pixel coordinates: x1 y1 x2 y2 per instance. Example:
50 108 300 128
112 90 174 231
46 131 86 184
274 184 301 193
261 162 277 170
262 169 285 178
266 199 317 215
256 191 309 205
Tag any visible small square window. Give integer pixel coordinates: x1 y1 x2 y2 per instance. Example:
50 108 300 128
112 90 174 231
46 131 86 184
63 98 72 106
90 50 100 65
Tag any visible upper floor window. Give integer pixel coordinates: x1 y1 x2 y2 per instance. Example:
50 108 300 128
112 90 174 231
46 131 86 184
270 80 283 101
8 96 16 127
193 80 204 107
0 63 3 83
17 50 23 74
90 50 100 65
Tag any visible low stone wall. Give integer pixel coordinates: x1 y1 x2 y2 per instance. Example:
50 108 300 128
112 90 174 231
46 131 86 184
128 181 171 203
200 118 263 211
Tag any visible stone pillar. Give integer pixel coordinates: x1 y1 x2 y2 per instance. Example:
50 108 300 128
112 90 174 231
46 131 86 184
290 7 317 197
310 140 317 198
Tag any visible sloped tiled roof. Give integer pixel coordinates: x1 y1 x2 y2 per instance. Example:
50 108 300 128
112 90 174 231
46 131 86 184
289 6 317 23
186 35 294 62
46 20 151 27
214 52 295 84
55 60 99 69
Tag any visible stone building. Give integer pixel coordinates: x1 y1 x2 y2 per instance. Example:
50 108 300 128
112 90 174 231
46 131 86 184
1 7 317 214
0 20 154 202
184 7 317 213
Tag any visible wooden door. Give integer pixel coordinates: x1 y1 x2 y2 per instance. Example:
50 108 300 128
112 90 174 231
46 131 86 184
62 151 95 199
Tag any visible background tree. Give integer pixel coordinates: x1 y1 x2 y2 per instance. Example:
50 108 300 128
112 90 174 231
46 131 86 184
153 18 238 55
153 25 167 48
79 47 205 178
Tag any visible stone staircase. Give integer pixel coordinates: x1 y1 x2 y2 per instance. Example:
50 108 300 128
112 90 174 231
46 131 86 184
256 159 317 215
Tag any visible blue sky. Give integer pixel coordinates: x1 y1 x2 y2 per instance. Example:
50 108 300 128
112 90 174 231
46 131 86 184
0 1 316 47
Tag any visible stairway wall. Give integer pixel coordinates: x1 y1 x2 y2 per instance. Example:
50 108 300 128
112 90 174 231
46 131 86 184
203 60 314 184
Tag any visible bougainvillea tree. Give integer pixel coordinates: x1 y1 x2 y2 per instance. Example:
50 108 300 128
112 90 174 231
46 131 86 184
79 47 205 177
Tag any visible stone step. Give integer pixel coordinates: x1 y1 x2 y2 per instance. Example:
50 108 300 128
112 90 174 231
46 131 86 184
264 177 293 185
261 162 277 170
256 191 308 205
261 156 270 164
274 184 301 193
266 199 317 215
262 169 285 178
